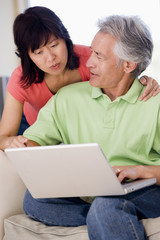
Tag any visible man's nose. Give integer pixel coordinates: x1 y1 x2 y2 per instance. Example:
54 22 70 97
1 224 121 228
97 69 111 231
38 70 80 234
86 53 94 68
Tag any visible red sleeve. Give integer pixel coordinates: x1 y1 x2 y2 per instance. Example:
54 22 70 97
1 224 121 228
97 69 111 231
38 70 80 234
74 45 91 82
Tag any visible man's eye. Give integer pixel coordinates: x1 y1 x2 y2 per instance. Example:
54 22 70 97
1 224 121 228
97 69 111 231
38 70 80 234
97 55 103 60
97 55 106 62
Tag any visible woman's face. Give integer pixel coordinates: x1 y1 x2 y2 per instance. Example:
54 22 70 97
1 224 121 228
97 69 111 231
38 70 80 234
28 35 68 76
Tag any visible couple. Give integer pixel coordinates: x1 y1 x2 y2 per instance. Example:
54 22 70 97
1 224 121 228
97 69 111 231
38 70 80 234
1 6 160 240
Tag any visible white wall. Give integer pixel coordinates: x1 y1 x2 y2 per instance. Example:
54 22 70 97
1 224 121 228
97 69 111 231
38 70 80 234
29 0 160 81
0 0 29 118
0 0 28 77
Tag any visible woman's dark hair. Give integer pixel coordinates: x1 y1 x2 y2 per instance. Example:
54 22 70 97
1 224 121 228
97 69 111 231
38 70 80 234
13 6 79 87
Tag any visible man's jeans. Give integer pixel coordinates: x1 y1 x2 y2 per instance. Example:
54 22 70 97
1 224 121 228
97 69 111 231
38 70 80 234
23 185 160 240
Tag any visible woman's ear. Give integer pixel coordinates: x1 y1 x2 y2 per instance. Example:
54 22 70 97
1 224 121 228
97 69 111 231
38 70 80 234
124 61 137 73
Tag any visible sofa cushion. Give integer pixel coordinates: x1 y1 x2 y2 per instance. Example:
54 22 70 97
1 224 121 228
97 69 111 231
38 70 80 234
3 214 89 240
141 217 160 240
3 214 160 240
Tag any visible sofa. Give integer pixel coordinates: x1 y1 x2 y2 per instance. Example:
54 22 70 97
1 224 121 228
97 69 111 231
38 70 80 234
1 149 160 240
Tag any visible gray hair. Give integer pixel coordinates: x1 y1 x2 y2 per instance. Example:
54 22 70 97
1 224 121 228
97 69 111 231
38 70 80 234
98 15 153 78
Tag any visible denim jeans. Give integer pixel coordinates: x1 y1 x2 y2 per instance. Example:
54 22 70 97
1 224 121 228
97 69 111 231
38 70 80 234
23 185 160 240
17 114 30 135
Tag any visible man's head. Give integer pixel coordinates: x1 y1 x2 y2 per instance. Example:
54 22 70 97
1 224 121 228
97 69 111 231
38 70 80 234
87 15 153 94
98 15 153 77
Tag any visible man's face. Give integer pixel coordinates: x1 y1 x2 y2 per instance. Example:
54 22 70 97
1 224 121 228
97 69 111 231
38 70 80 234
86 31 125 90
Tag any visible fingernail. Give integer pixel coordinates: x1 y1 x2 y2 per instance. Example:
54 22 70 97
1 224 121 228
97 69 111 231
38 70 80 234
141 77 146 82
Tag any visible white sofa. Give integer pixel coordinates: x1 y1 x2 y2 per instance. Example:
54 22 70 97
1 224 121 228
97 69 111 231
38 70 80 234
0 150 26 240
1 149 160 240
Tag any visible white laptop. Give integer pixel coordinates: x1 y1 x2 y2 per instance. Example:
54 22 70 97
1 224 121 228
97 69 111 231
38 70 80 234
5 143 156 198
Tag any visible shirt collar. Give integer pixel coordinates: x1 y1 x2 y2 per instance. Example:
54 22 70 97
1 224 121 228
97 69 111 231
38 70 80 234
91 78 143 103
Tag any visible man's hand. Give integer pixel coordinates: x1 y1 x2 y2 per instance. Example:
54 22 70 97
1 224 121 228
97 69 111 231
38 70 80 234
113 165 160 185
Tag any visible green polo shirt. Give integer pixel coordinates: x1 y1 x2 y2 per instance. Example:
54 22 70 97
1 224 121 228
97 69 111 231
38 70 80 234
24 79 160 167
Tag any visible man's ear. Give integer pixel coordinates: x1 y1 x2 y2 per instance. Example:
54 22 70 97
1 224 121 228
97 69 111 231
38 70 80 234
124 61 137 73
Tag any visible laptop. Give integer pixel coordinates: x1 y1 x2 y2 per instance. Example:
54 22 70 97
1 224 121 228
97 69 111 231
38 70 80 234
4 143 156 198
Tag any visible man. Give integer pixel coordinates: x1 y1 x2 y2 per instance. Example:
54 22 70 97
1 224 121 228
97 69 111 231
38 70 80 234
23 15 160 240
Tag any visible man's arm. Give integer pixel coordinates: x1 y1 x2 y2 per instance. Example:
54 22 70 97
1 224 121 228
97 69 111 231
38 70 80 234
113 165 160 185
23 94 64 147
25 139 40 147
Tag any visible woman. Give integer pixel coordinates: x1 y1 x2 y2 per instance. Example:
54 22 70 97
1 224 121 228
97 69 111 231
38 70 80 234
0 6 159 150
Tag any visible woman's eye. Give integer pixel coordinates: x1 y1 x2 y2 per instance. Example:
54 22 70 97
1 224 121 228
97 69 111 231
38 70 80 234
34 50 42 55
51 43 58 48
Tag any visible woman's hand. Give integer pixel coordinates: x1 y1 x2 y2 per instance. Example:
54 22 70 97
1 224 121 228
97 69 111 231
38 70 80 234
4 135 40 149
139 75 160 101
5 135 29 148
113 165 160 185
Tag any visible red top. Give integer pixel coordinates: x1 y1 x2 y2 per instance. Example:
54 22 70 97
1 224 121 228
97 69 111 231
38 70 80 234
7 45 91 125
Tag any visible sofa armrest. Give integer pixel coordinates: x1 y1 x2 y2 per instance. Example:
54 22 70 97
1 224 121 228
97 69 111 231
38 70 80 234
0 150 26 240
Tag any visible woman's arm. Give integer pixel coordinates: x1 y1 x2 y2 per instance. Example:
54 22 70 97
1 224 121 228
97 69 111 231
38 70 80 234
139 75 160 101
113 165 160 185
0 91 28 150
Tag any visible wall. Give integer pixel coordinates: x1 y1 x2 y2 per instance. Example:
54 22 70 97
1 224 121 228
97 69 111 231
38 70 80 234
0 0 29 77
0 0 28 118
